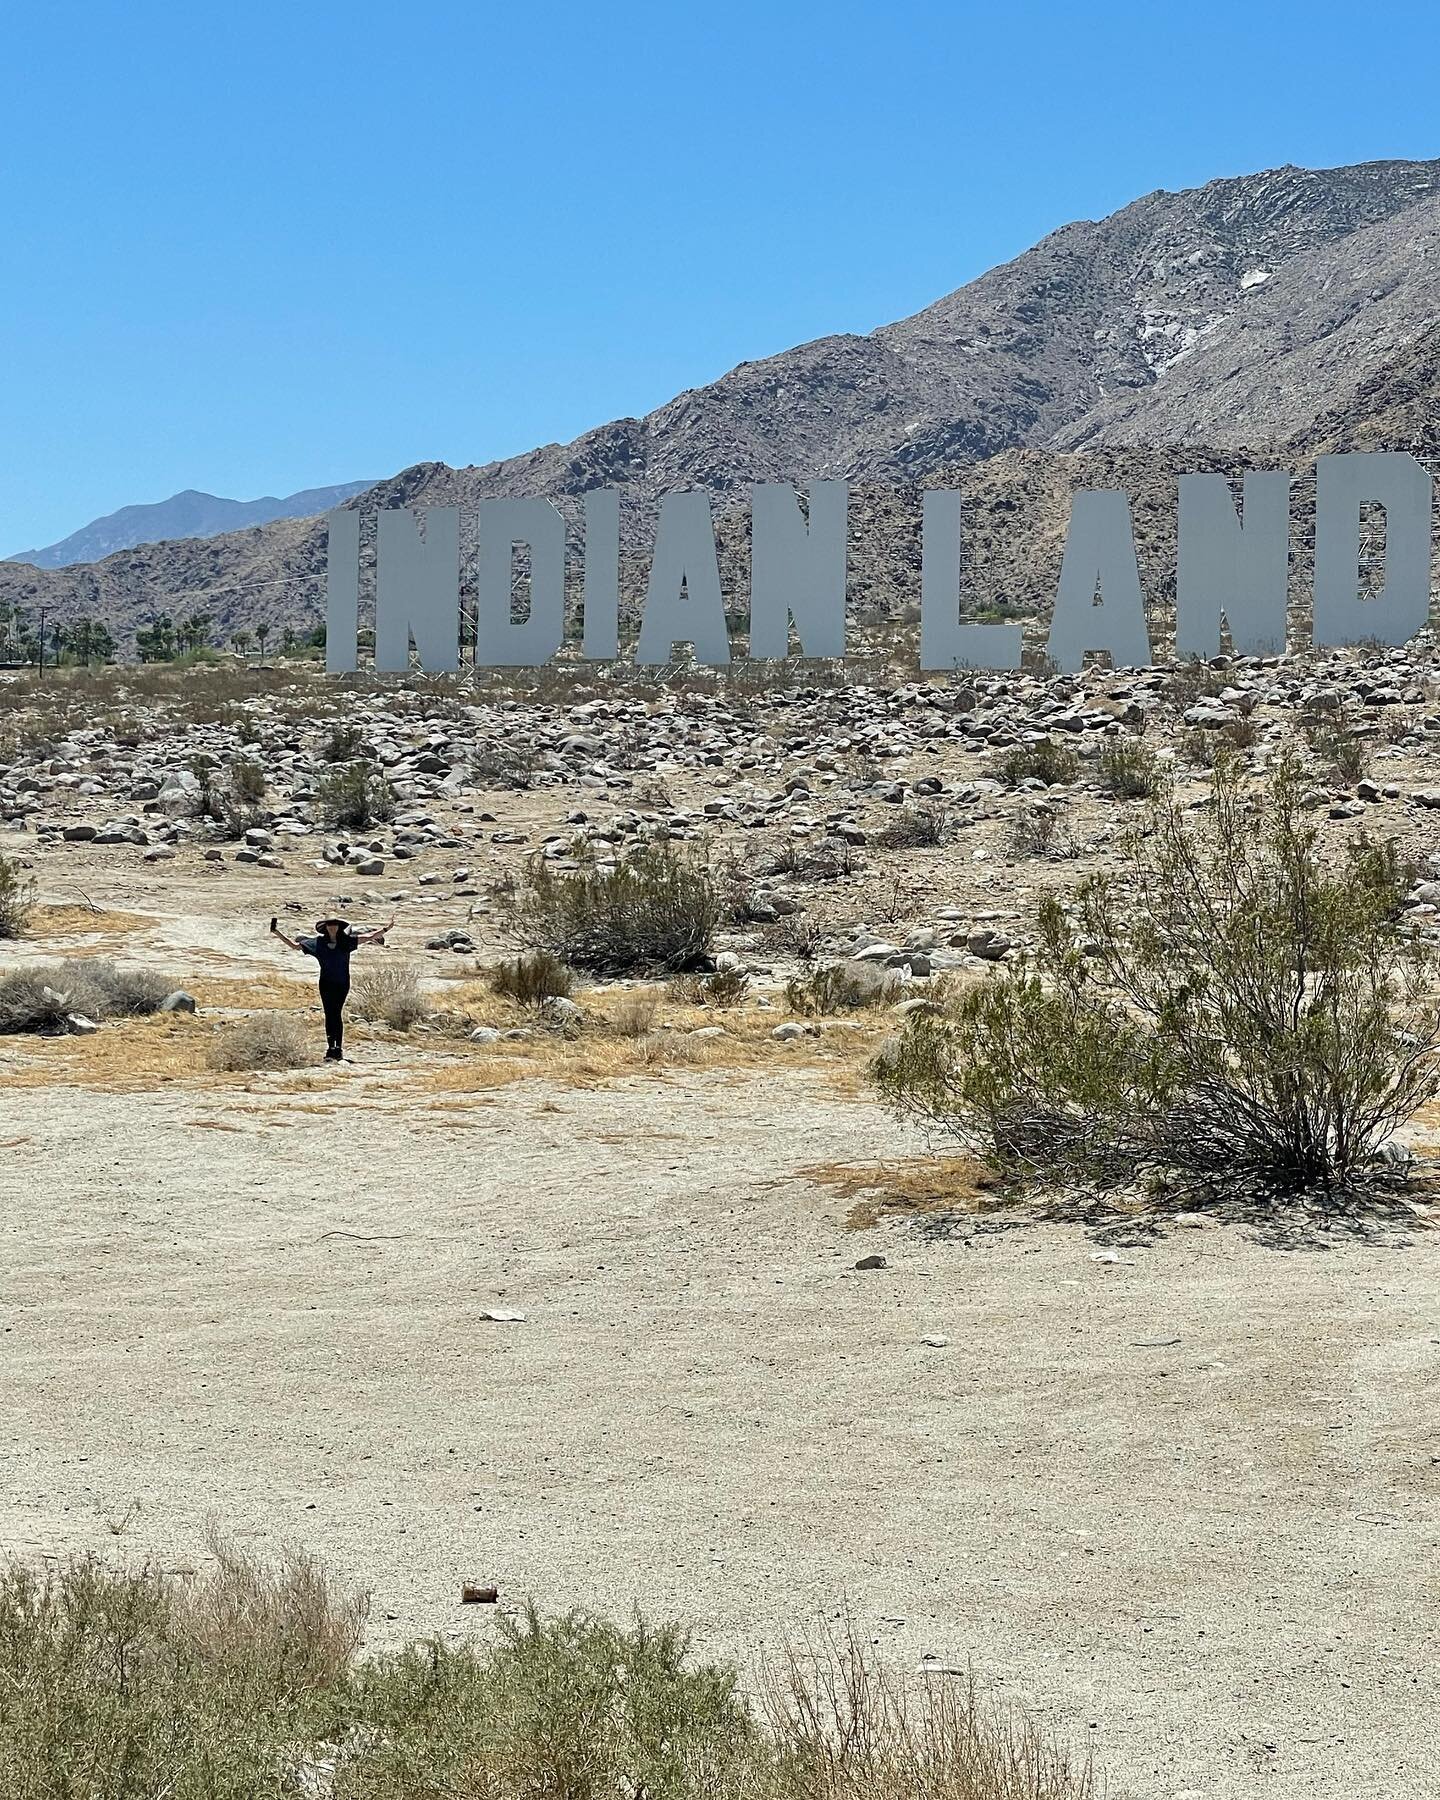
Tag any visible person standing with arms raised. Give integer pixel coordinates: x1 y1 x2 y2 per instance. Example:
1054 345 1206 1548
271 913 393 1061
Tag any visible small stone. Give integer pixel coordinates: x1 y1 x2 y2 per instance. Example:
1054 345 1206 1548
854 1253 887 1270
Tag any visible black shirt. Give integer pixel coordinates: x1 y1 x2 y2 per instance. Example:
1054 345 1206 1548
300 930 359 983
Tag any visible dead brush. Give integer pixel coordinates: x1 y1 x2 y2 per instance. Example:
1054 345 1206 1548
875 803 950 849
206 1012 310 1071
1008 807 1076 861
349 961 429 1031
670 964 750 1007
763 1617 1093 1800
786 961 900 1015
0 851 35 939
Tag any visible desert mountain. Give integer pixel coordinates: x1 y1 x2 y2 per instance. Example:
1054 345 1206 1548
3 156 1438 649
7 480 375 570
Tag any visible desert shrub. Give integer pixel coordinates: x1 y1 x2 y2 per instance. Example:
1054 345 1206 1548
471 740 545 789
0 959 175 1032
1165 656 1228 705
317 761 396 830
195 756 267 836
786 961 899 1015
763 1617 1092 1800
228 756 266 805
346 1602 773 1800
324 723 368 762
1008 806 1076 861
0 967 87 1035
349 962 429 1031
64 958 173 1017
671 964 750 1007
1180 719 1257 768
766 913 825 961
510 842 720 975
1304 707 1370 783
608 990 661 1037
873 756 1440 1194
994 740 1078 788
0 1541 363 1797
770 840 862 882
875 803 950 849
206 1012 310 1071
0 851 34 938
488 949 575 1005
1096 740 1161 800
0 1551 1092 1800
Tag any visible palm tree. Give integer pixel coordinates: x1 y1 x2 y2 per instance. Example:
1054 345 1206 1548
254 622 270 665
231 629 253 657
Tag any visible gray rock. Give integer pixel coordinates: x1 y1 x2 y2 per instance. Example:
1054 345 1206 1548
159 991 197 1013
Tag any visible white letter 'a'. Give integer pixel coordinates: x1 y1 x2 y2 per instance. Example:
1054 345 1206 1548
1313 451 1433 649
749 481 846 658
919 490 1021 671
375 507 460 673
1176 472 1290 658
1046 490 1151 675
636 491 730 665
475 497 565 668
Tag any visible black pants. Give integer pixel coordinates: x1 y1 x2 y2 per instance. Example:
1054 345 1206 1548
319 978 349 1056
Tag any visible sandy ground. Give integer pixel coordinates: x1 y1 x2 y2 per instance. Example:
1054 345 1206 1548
1 1054 1437 1800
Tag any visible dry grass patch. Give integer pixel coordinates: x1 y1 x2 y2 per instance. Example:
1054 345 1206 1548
207 1012 311 1072
187 971 313 1009
29 904 151 939
800 1155 1006 1229
0 1015 209 1091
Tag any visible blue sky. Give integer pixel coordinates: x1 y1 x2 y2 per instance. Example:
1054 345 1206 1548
3 0 1438 553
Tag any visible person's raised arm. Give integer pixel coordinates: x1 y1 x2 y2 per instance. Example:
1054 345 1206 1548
354 917 395 946
270 917 303 952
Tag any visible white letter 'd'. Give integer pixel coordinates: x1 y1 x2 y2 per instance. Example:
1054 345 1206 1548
1313 451 1433 649
476 497 566 668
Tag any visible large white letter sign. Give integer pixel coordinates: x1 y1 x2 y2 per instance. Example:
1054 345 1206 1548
1313 452 1434 648
919 489 1022 672
1175 472 1291 658
325 508 360 674
636 490 730 665
476 497 566 668
581 488 620 660
1047 490 1152 674
375 506 461 673
749 481 847 658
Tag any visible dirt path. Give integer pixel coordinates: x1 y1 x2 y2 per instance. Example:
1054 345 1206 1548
1 1068 1436 1799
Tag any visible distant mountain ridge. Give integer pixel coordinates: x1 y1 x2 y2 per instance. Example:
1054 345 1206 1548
2 155 1438 648
7 480 376 569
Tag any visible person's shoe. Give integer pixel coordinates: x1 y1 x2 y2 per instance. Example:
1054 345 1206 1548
324 1046 340 1062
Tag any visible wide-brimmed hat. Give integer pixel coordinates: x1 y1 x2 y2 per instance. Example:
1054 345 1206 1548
315 916 350 932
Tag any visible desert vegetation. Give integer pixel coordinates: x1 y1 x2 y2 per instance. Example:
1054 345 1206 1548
0 850 34 938
0 1543 1091 1800
508 841 721 974
0 958 177 1034
875 756 1440 1194
206 1011 311 1071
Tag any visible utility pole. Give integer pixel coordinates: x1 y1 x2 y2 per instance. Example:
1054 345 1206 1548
36 607 45 679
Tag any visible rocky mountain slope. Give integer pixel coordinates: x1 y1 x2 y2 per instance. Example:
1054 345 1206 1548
3 156 1438 649
7 480 374 570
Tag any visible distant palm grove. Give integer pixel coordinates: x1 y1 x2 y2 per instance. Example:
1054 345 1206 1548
0 602 326 668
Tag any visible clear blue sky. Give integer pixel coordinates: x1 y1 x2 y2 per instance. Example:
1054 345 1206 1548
3 0 1437 553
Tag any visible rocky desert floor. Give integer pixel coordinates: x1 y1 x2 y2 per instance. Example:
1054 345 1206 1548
1 646 1439 1799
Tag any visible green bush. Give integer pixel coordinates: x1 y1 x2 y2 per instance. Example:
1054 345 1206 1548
511 843 720 975
671 964 750 1006
994 740 1079 788
324 723 368 762
873 756 1440 1194
487 949 575 1005
0 851 34 939
0 1551 1091 1800
318 761 396 830
1096 740 1162 800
